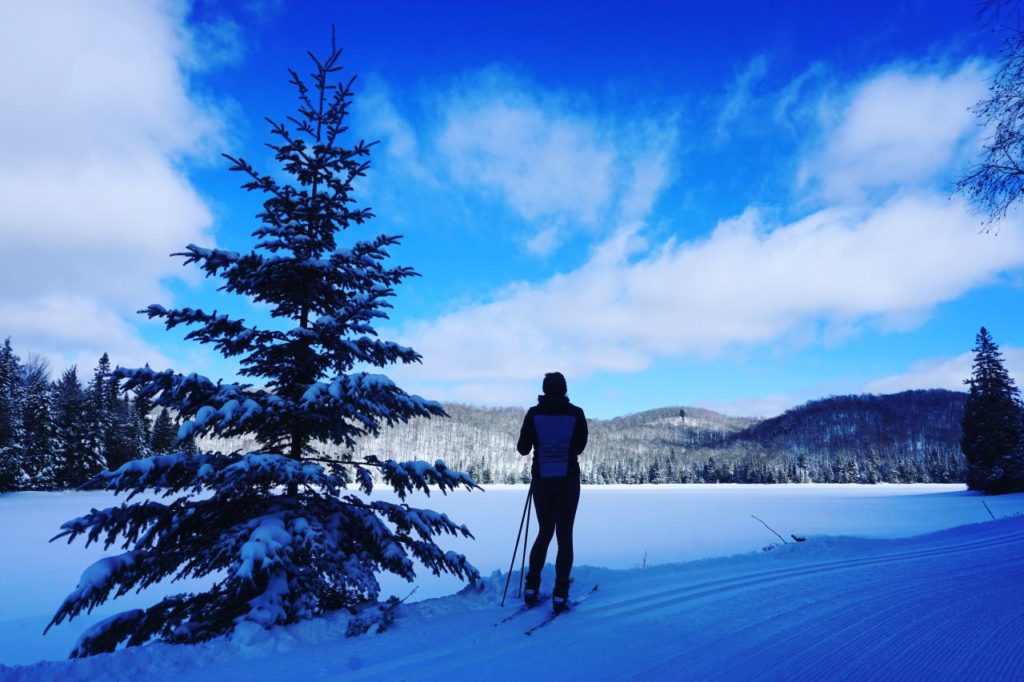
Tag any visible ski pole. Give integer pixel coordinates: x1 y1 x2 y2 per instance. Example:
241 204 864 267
517 489 532 598
500 485 533 607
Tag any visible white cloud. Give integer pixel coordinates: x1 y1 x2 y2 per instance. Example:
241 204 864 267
398 193 1024 397
715 54 770 142
798 61 989 201
435 72 675 252
701 394 798 419
390 59 1022 405
184 15 245 71
864 346 1024 394
358 83 426 178
524 226 562 256
0 0 222 369
773 62 829 131
0 295 175 376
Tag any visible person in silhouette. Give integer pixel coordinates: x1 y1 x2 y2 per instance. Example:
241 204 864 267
517 371 588 612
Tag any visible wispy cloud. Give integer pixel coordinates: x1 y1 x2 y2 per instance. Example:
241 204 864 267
357 82 427 179
701 394 799 419
798 61 989 202
396 60 1024 405
399 195 1023 392
433 71 677 253
863 346 1024 394
772 62 829 132
0 0 225 368
715 54 770 142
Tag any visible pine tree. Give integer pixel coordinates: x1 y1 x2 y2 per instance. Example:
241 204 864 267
103 395 147 471
133 391 153 443
47 36 478 657
0 338 25 491
961 327 1024 493
149 408 177 454
85 353 116 470
51 367 101 488
20 356 56 489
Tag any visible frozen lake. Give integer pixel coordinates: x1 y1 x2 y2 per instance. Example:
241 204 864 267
2 483 1021 666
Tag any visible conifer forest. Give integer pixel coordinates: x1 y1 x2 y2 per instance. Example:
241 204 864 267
0 337 973 491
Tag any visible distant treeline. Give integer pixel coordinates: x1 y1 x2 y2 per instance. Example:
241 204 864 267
0 338 968 490
0 341 194 492
204 390 969 485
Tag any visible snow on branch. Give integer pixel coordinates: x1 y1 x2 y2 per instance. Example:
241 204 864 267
374 458 479 499
140 305 281 357
69 609 145 658
47 551 145 633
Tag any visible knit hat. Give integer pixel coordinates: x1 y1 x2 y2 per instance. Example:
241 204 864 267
542 372 567 396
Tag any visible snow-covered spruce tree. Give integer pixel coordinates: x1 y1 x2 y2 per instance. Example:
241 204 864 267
103 394 148 471
21 356 57 489
85 353 116 470
51 366 102 489
961 327 1024 493
0 338 25 491
46 38 478 657
149 408 177 454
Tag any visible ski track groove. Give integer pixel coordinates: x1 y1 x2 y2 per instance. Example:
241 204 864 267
573 530 1024 625
342 527 1024 681
626 566 899 681
605 528 1024 601
792 566 981 681
627 552 1005 682
958 601 1024 681
713 572 931 680
635 550 1024 681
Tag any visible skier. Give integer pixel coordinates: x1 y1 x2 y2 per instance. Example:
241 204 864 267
517 371 588 612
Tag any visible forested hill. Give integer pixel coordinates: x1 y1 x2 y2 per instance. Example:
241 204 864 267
204 389 967 485
732 390 967 458
716 389 968 483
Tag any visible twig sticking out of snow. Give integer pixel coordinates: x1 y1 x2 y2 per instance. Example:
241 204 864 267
751 514 787 544
983 501 997 520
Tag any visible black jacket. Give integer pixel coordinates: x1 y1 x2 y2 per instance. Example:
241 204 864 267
517 395 588 478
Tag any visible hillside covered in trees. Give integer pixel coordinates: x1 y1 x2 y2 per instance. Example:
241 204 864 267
0 337 967 488
204 389 967 485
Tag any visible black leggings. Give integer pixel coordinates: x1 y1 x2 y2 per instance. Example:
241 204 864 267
528 475 581 582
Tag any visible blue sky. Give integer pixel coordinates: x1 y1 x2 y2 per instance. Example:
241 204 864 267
2 0 1023 418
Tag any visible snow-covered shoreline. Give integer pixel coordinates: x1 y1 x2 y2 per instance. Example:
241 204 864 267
5 512 1024 680
2 486 1022 676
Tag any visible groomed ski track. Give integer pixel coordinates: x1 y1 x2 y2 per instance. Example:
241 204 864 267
343 516 1024 681
6 515 1023 681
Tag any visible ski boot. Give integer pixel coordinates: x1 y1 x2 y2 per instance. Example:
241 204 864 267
524 572 541 607
552 578 571 613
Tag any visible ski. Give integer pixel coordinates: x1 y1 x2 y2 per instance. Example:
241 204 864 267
523 586 597 636
494 593 550 626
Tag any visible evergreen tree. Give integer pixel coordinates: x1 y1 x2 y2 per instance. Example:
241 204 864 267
85 353 116 469
47 37 478 657
961 327 1024 493
647 459 662 484
866 450 881 484
178 430 199 456
133 391 153 443
51 367 101 488
20 356 56 489
149 408 177 454
0 338 25 491
103 395 147 471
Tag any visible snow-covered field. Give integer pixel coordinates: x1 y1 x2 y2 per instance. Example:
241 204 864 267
2 484 1023 680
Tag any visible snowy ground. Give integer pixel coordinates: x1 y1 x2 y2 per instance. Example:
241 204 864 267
2 484 1023 679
